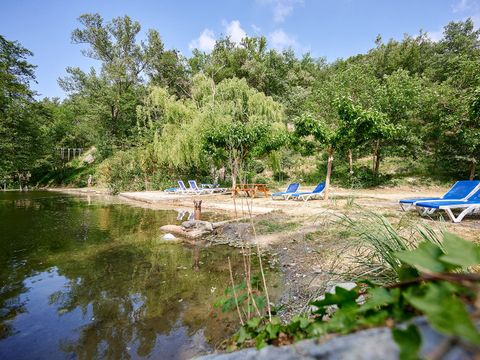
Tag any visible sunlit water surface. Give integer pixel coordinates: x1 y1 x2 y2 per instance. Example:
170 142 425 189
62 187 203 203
0 191 278 359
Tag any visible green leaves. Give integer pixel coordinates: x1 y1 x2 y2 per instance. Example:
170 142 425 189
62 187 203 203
405 283 480 345
227 232 480 354
395 242 446 272
440 232 480 268
362 287 394 310
396 232 480 271
392 325 422 360
311 286 358 310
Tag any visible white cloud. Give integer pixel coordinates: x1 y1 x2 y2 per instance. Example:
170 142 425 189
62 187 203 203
269 29 297 49
258 0 303 22
189 29 216 52
251 24 261 33
427 13 480 42
427 29 444 42
453 0 470 13
223 20 247 44
189 20 248 52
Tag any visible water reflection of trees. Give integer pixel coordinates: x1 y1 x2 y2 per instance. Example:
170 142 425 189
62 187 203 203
48 240 244 359
0 197 180 354
0 195 271 359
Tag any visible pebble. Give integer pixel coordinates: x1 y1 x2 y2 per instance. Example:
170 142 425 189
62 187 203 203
162 233 176 240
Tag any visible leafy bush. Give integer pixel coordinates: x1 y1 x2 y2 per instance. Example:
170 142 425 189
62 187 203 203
338 165 394 188
97 150 148 193
224 232 480 357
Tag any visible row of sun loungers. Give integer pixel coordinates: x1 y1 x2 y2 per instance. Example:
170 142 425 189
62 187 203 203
165 180 229 195
168 179 480 221
271 182 326 202
399 180 480 223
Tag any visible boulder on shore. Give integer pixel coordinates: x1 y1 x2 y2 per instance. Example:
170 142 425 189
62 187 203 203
182 220 214 232
160 220 214 239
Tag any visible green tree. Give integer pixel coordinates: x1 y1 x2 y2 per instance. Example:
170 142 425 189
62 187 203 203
201 77 285 187
58 13 166 151
0 35 42 186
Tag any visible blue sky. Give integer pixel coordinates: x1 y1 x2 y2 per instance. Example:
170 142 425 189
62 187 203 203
1 0 479 98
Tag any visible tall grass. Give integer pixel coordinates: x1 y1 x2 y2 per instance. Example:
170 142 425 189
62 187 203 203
339 209 445 283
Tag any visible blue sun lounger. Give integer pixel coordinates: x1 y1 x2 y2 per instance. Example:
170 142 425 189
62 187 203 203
271 183 300 200
399 180 480 211
290 182 326 202
415 187 480 223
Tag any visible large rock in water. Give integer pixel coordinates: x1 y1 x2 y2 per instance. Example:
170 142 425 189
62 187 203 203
182 220 214 232
160 220 214 239
193 317 478 360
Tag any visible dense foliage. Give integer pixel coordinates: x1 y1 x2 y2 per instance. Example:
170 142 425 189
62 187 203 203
222 232 480 359
1 14 480 190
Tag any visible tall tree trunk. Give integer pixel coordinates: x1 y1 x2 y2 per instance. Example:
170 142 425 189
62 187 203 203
220 166 226 182
372 139 380 175
348 149 353 175
324 148 334 200
231 158 239 189
374 149 381 174
469 160 476 180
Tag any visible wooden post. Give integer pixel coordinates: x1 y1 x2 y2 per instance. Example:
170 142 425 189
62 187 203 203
193 200 202 220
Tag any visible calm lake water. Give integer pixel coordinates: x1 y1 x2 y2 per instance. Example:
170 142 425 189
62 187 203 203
0 191 275 360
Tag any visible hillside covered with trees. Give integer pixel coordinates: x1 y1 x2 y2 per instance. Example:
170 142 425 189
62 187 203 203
2 14 480 192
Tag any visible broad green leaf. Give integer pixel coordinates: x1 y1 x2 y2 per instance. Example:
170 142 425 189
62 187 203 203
255 332 268 349
306 322 326 337
392 324 422 360
440 232 480 268
265 323 281 339
325 307 359 333
237 326 248 343
298 316 311 329
361 287 394 311
395 242 445 273
405 283 480 345
271 316 281 325
397 265 420 282
357 310 389 327
310 286 358 309
247 317 261 329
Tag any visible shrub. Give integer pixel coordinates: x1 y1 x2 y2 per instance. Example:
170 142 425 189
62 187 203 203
97 150 147 193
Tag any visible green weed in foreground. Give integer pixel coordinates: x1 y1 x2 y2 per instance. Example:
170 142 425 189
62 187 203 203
220 232 480 359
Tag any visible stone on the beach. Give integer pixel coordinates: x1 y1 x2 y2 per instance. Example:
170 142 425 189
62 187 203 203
162 233 176 240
